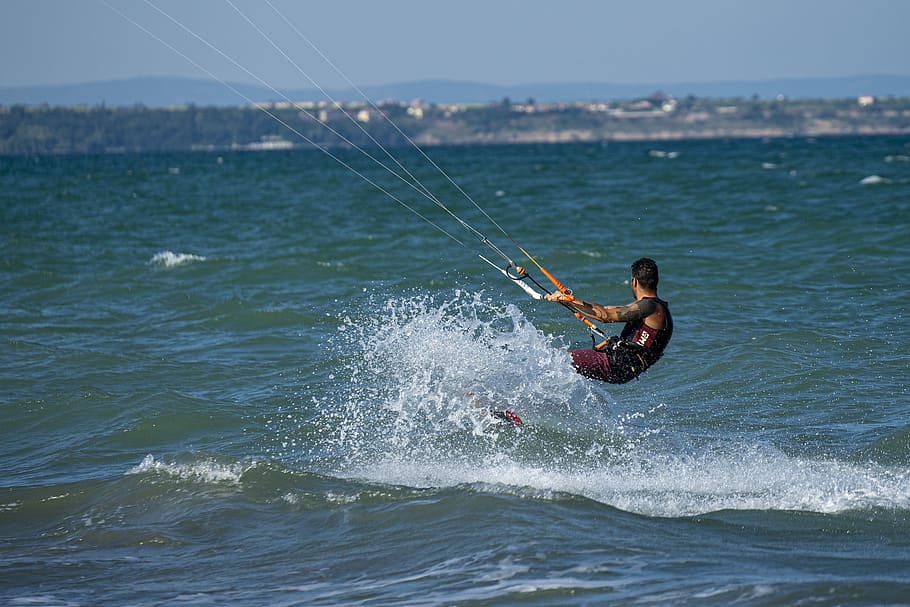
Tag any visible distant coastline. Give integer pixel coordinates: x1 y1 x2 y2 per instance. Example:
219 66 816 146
2 93 909 155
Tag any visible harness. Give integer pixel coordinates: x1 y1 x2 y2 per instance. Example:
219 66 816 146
616 297 673 373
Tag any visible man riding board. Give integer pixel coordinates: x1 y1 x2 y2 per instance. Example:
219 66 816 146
545 257 672 384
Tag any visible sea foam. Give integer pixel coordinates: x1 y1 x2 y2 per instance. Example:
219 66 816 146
129 454 258 484
149 250 207 268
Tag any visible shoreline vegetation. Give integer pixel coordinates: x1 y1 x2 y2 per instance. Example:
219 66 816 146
2 94 909 155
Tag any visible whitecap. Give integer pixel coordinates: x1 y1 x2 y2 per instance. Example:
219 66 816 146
344 440 910 518
859 175 889 185
150 250 207 268
129 454 258 484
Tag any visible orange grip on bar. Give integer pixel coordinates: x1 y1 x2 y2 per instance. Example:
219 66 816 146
540 266 574 299
575 312 594 328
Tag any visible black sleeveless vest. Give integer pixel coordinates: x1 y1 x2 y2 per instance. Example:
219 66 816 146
618 296 673 368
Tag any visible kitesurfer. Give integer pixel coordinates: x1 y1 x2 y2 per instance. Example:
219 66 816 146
545 257 672 383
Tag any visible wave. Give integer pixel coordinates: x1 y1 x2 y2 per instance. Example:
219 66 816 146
129 453 260 484
8 439 893 537
121 446 910 521
149 250 207 268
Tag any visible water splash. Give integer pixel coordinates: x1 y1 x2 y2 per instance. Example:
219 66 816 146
282 290 656 482
276 290 910 518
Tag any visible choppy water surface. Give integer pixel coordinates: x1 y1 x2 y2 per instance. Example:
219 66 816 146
2 135 909 605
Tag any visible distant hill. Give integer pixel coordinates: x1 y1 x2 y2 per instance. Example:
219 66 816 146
2 74 910 107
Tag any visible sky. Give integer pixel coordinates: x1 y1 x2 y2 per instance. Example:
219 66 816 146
2 0 909 89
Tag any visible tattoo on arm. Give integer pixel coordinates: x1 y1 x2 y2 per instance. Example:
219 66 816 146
562 299 604 322
564 297 655 324
615 298 656 322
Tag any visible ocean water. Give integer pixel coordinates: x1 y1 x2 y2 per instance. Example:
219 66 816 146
2 135 909 606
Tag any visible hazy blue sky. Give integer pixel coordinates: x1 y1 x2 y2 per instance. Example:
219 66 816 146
2 0 909 88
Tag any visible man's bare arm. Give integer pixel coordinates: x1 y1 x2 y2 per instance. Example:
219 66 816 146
548 294 656 323
612 298 656 322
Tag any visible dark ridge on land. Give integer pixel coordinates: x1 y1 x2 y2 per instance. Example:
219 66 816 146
2 74 910 107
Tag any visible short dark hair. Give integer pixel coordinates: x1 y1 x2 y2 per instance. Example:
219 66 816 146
631 257 659 290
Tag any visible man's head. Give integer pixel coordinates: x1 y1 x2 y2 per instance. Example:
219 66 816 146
631 257 659 292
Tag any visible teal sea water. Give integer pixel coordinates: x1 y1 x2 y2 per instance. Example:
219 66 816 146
2 135 909 605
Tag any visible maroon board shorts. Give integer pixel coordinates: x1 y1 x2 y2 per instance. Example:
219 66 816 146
569 347 641 384
569 348 612 381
